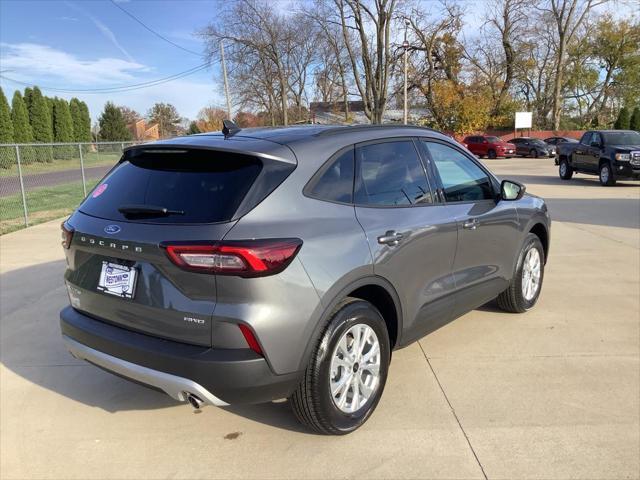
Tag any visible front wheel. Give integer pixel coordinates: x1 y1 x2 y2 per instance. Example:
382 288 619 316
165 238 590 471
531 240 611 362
599 162 616 186
529 148 538 158
488 149 497 159
559 159 573 180
497 233 545 313
290 298 390 435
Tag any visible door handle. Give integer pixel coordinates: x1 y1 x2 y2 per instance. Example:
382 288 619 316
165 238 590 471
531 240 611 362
377 230 404 246
463 218 479 230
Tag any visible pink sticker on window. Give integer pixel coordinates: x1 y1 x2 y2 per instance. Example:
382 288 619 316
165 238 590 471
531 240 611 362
92 183 108 198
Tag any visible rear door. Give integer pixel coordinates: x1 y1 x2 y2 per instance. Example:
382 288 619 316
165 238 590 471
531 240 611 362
421 140 521 317
353 138 458 343
64 146 289 346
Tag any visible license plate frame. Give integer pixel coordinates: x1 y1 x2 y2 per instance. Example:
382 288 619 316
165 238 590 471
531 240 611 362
97 261 137 299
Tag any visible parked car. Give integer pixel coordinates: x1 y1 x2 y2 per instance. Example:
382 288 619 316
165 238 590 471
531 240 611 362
60 124 550 434
545 137 578 164
462 135 516 158
557 130 640 186
510 137 556 158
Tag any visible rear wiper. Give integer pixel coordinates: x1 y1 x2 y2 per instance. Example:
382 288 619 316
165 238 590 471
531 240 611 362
118 204 185 217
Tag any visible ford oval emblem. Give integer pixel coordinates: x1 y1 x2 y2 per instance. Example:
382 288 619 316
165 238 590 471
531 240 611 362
104 225 121 235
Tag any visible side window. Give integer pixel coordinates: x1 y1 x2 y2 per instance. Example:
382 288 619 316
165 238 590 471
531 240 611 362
354 141 432 206
306 148 354 203
423 141 495 203
581 132 593 145
592 133 602 145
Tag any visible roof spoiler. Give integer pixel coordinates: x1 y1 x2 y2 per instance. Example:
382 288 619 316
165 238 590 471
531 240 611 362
222 119 241 138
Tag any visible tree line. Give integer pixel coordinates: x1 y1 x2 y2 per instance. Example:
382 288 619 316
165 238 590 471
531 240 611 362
201 0 640 133
0 86 91 167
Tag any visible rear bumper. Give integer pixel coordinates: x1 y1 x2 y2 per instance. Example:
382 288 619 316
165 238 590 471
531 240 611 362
60 306 301 405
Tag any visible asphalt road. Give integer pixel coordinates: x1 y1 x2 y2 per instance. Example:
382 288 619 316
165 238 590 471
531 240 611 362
1 158 638 479
0 165 112 198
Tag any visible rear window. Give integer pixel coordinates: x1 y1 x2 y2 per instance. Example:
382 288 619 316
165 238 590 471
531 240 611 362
79 149 262 224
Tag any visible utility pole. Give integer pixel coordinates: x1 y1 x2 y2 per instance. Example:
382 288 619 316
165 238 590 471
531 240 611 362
220 40 232 120
403 20 410 125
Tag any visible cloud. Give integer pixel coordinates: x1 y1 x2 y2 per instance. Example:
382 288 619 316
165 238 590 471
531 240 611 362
0 43 147 84
65 1 137 62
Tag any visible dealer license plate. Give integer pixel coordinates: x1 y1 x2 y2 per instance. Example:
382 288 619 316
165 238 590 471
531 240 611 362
97 261 137 299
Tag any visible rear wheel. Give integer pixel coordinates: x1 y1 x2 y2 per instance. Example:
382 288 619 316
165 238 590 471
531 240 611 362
488 149 497 159
497 233 545 313
290 298 390 435
559 159 573 180
599 162 616 186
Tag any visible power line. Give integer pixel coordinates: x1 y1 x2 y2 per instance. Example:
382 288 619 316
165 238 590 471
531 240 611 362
0 61 214 94
108 0 203 57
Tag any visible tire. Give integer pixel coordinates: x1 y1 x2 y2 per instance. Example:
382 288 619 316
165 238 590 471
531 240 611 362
497 233 545 313
529 148 538 158
290 297 391 435
599 162 616 186
559 159 573 180
488 149 497 159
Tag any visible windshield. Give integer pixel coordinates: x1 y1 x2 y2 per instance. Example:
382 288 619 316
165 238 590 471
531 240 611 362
531 139 547 146
486 136 501 143
603 131 640 145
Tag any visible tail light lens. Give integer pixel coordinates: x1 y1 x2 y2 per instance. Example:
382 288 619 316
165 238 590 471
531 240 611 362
163 239 303 277
61 222 74 249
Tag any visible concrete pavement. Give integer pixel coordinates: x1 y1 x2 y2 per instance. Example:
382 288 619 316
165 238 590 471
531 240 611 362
1 158 638 479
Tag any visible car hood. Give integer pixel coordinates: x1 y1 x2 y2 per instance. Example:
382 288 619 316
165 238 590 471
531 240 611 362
612 145 640 152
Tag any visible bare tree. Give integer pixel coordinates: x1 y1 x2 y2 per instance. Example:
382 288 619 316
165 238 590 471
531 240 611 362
334 0 399 123
541 0 609 130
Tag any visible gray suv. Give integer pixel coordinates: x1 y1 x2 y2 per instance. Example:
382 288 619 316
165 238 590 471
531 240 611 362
60 124 550 434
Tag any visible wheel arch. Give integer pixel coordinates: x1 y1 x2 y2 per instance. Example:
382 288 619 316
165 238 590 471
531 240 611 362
297 276 403 372
529 222 549 263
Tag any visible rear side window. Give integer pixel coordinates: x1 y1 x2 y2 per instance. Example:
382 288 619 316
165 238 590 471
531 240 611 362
79 149 262 223
354 140 433 206
423 141 494 202
306 148 354 203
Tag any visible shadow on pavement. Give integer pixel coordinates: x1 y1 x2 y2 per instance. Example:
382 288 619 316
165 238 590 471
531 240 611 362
0 260 309 433
545 198 640 229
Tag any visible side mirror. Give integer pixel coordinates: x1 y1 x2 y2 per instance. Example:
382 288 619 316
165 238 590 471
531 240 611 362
483 139 488 144
500 180 526 201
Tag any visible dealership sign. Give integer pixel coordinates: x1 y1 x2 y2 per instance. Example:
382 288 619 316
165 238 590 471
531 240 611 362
515 112 533 129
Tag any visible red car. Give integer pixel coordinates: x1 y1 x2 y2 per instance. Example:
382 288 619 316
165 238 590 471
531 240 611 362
463 135 516 159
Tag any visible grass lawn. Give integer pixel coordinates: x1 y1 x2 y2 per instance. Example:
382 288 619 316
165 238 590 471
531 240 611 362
0 151 122 178
0 179 99 235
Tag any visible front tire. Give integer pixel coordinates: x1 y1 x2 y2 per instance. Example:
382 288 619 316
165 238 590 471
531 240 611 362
488 149 497 159
497 233 545 313
529 148 538 158
559 159 573 180
290 298 390 435
599 162 616 186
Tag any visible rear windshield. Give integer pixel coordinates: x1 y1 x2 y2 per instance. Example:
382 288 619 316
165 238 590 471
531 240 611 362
79 149 262 224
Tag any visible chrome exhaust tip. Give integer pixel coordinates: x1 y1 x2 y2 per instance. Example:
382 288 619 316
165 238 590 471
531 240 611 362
186 393 204 410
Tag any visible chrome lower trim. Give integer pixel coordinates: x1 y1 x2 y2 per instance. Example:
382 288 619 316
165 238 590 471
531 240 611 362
63 335 229 407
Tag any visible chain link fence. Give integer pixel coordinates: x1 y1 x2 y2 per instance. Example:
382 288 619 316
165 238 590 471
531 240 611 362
0 142 142 235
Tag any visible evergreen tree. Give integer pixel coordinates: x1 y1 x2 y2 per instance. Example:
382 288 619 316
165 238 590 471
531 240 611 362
53 98 74 159
98 102 132 141
614 106 631 130
28 87 53 162
23 87 33 112
11 91 36 165
187 121 201 135
0 87 13 143
630 107 640 131
79 100 92 142
0 87 14 169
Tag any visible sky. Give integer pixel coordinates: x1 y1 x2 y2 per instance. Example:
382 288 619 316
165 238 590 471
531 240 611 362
0 0 633 123
0 0 229 122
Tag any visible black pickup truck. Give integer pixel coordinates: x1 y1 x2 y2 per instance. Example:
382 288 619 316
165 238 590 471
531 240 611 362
557 130 640 186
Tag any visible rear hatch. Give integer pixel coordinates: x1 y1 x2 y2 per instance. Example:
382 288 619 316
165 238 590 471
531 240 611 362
63 139 295 346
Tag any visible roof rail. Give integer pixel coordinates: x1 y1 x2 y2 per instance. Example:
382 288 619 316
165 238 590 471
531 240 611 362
315 124 441 137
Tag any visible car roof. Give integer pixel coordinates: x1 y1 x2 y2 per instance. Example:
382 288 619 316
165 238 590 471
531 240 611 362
187 124 448 146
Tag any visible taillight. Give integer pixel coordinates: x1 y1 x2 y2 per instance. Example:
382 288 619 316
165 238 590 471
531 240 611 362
61 222 74 249
238 324 263 356
163 239 303 277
